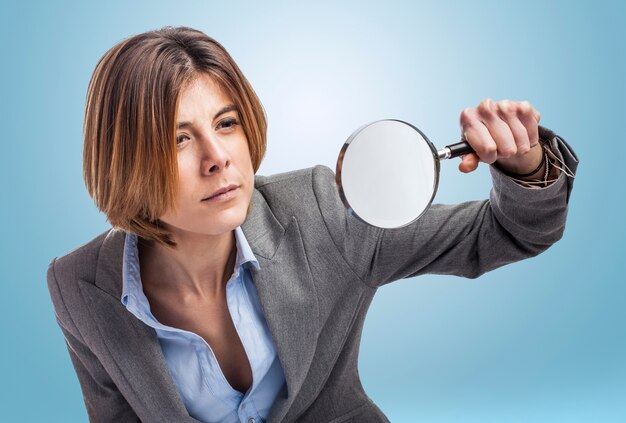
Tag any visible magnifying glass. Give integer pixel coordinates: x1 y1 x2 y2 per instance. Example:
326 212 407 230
335 119 474 229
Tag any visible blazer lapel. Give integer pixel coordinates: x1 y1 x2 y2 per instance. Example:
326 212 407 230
83 228 199 422
242 189 320 422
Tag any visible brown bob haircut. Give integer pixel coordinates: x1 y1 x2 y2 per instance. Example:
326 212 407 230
83 26 267 248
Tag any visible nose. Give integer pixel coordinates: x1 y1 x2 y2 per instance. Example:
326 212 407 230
199 136 231 175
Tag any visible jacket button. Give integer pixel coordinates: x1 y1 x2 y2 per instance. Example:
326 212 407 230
247 419 256 423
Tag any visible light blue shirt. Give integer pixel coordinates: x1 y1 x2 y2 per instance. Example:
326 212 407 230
121 227 286 423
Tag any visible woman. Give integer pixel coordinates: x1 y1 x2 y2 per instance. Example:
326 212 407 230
47 26 578 423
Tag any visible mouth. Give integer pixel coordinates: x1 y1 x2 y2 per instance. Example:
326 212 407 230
202 184 240 202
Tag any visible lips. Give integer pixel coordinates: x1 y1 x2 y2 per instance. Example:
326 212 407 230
202 184 239 201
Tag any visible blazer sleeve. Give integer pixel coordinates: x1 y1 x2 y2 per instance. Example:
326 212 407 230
47 259 141 423
311 125 579 288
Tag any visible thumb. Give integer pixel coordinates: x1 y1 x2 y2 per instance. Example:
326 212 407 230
458 152 480 173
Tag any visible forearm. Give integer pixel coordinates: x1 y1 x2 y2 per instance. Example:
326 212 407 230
486 129 579 246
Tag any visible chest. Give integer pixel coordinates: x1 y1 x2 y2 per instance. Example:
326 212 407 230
147 291 253 395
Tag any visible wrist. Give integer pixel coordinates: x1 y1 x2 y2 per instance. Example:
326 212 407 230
494 142 546 179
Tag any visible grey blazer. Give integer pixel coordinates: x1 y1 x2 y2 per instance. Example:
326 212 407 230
47 126 578 423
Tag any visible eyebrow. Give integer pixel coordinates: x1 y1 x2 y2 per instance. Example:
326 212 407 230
176 104 238 129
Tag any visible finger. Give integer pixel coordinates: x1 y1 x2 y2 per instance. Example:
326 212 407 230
496 100 531 155
476 98 518 159
460 106 498 164
516 100 541 148
458 152 479 173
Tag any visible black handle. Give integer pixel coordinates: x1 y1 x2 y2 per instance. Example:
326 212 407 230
445 141 474 159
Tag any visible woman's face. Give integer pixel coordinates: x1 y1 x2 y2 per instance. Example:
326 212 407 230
158 73 255 239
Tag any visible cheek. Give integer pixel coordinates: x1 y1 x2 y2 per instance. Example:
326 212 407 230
177 153 194 173
240 142 254 173
244 159 255 191
174 159 197 205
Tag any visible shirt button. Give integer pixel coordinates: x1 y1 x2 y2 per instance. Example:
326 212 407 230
247 418 256 423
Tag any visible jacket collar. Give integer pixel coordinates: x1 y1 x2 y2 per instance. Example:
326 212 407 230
91 184 320 422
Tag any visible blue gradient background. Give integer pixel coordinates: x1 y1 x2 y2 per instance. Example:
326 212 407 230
1 1 624 422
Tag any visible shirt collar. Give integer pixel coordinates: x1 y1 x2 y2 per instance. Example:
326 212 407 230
121 226 260 306
234 226 261 272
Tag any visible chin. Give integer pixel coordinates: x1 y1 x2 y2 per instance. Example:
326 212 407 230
204 207 248 233
165 196 252 236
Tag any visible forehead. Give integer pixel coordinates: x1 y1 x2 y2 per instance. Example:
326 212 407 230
177 73 233 120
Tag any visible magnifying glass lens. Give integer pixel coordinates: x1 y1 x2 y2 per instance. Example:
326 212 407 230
339 120 438 228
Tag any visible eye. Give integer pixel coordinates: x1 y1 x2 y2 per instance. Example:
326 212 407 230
176 134 190 146
217 118 239 131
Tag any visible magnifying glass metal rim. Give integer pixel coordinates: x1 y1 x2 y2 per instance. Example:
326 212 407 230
335 118 442 229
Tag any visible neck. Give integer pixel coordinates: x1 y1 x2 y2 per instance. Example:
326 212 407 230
138 229 237 301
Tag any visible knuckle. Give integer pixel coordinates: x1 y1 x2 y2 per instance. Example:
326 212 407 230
460 108 474 124
497 99 514 116
477 98 493 115
482 143 498 157
500 144 518 158
518 100 533 115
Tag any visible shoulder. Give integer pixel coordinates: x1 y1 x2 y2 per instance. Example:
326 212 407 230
252 165 338 220
253 164 336 200
48 228 113 282
254 164 334 188
46 228 118 332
